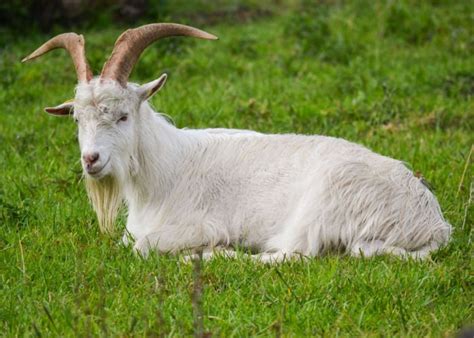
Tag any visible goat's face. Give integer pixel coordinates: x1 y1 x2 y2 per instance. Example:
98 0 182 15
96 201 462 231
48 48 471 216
22 24 215 181
45 75 167 180
75 86 136 180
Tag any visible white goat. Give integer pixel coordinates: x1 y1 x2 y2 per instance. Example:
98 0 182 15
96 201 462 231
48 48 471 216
23 23 451 262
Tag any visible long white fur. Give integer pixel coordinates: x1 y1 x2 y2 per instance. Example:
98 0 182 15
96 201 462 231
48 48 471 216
71 79 451 261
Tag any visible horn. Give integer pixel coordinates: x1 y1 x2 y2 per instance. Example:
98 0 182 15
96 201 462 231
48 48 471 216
100 23 217 86
22 33 93 83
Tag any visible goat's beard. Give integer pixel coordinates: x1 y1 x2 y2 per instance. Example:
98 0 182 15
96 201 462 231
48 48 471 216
85 175 122 233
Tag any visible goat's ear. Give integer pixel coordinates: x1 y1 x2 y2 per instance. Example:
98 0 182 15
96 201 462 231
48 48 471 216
138 73 167 101
45 100 74 116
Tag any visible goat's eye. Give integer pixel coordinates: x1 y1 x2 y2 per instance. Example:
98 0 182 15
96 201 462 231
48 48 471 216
118 115 128 123
74 117 79 123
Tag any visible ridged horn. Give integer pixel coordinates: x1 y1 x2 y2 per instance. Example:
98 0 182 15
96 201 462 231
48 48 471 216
22 32 93 83
100 23 217 86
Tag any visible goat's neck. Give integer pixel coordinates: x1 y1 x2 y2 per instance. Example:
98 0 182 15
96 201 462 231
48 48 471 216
124 105 196 208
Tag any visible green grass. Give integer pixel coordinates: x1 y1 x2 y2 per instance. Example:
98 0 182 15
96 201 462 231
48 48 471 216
1 0 473 336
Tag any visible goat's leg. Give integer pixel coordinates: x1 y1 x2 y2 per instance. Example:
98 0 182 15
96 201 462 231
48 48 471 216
251 251 304 264
133 234 159 256
350 240 387 257
121 230 134 247
133 226 208 256
350 239 439 259
183 250 304 264
182 247 237 262
406 241 440 259
350 240 410 258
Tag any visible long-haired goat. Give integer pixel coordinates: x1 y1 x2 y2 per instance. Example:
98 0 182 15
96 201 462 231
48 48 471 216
23 23 451 262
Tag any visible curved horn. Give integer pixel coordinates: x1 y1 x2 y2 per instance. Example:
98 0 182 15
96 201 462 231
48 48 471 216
22 33 93 83
100 23 217 86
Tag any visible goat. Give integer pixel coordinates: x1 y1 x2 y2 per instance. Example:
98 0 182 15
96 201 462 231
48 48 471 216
22 23 451 262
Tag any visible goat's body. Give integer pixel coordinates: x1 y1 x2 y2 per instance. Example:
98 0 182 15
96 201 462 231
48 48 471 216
25 24 452 261
123 105 451 258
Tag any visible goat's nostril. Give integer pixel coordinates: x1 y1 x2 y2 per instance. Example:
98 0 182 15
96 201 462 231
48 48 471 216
83 152 100 165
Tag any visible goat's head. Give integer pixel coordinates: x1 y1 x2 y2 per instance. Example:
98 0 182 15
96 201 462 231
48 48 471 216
22 24 217 180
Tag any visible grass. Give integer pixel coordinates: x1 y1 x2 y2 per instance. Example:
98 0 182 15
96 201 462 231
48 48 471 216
1 0 473 336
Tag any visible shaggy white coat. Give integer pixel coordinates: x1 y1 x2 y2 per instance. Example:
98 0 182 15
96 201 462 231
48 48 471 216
69 79 451 261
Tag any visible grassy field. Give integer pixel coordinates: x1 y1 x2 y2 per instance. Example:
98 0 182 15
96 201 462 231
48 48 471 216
1 0 473 336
